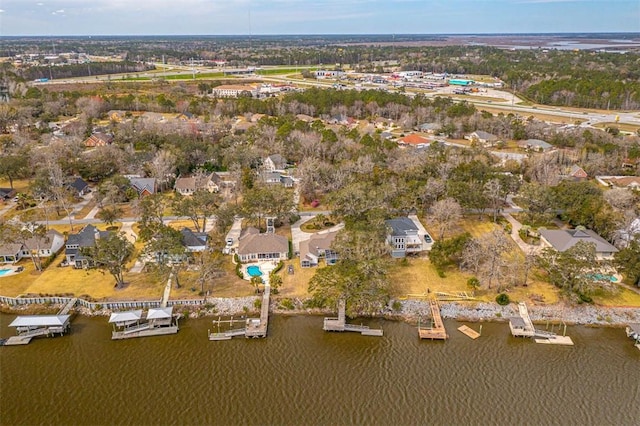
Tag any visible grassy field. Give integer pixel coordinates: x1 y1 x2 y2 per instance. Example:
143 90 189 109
592 122 640 134
280 259 315 297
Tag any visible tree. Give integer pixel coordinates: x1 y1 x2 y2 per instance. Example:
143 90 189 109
462 229 511 290
428 233 472 271
0 153 29 189
194 250 225 294
537 241 611 299
615 238 640 287
97 205 123 228
136 194 167 241
172 190 220 233
431 198 462 240
143 225 188 288
88 232 134 288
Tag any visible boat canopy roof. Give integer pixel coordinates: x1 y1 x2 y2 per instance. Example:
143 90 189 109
628 323 640 334
109 310 143 323
9 315 71 328
147 306 173 320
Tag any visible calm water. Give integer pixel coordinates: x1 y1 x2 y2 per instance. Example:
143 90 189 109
1 314 639 426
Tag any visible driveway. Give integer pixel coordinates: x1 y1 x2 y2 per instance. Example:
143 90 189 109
501 212 541 255
290 215 316 254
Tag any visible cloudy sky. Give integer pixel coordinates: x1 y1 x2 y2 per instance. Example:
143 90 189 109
0 0 638 36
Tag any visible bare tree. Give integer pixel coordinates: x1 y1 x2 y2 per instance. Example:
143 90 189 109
431 198 462 240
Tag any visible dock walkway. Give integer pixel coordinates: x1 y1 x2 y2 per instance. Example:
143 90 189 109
323 300 383 337
209 284 271 340
57 298 77 315
418 299 448 340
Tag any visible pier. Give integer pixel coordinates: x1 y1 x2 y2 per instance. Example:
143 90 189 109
209 284 271 340
626 324 640 351
418 299 448 340
458 324 481 339
109 307 179 340
58 298 77 315
510 302 573 345
3 315 71 346
323 300 383 336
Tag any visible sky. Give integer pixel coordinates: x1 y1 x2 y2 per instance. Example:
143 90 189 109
0 0 638 36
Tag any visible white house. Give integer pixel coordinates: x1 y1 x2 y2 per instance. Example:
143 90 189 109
385 217 425 258
211 84 259 98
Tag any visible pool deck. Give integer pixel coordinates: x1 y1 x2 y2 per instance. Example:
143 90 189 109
0 266 24 278
242 261 279 285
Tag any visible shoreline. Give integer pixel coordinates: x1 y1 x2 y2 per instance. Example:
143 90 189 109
2 296 639 328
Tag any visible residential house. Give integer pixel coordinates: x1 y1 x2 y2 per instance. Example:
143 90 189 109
596 176 640 190
397 134 430 148
140 112 166 123
107 110 128 123
180 228 208 252
232 120 256 133
314 70 345 79
466 131 499 147
281 175 295 188
264 154 286 172
622 158 640 170
176 112 198 123
0 187 17 201
174 173 219 195
83 132 113 147
67 177 90 197
385 217 426 258
237 227 289 263
518 139 554 152
299 230 339 268
65 225 110 268
296 114 315 123
0 242 25 264
564 165 588 181
416 122 440 134
128 176 157 197
539 228 618 260
24 230 65 258
261 171 284 185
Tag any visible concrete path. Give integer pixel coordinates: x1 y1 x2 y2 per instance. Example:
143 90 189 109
0 202 14 218
501 212 541 255
408 214 433 251
290 215 316 254
84 203 101 220
161 273 173 307
224 217 244 254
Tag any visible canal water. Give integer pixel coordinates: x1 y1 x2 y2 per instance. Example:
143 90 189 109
1 314 639 425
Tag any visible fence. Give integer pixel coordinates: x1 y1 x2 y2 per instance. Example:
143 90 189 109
0 295 208 311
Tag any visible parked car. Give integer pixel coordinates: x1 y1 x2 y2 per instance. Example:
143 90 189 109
424 234 433 243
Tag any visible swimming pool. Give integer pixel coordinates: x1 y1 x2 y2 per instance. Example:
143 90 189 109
246 265 263 277
588 274 619 283
0 268 13 277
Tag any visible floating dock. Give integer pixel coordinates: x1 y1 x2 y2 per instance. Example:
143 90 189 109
323 300 383 337
209 284 271 340
418 299 448 340
458 325 481 340
109 307 179 340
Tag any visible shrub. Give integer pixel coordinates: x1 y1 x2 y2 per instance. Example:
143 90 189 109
279 298 295 310
467 277 480 290
392 300 402 312
437 269 446 278
495 293 510 306
254 299 262 310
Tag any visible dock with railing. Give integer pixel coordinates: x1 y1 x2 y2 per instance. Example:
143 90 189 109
2 315 71 346
323 300 383 336
209 285 271 340
418 299 448 340
626 324 640 351
510 302 573 345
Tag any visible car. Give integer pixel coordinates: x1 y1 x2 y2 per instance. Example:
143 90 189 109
424 234 433 243
12 196 19 202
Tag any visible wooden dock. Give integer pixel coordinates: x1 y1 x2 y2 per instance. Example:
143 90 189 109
418 299 448 340
209 285 271 340
57 298 77 315
509 302 536 337
323 300 383 337
109 307 179 340
457 325 481 339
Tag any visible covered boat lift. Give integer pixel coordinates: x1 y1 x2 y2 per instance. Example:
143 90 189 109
3 315 71 345
109 307 179 340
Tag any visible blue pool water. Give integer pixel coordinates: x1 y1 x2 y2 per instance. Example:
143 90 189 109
588 273 618 282
246 265 263 277
0 269 12 276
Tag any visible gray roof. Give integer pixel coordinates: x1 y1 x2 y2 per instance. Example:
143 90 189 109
0 242 24 256
509 317 526 328
238 229 288 256
522 139 552 149
539 229 618 254
385 217 418 236
180 228 208 248
300 230 339 260
267 154 285 168
66 225 108 249
129 177 156 195
10 315 71 327
472 131 498 141
147 306 174 320
24 230 63 252
68 177 89 193
109 310 143 323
